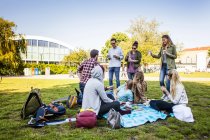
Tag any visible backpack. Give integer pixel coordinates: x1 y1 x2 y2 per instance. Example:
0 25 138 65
107 108 121 129
21 88 43 119
76 110 97 128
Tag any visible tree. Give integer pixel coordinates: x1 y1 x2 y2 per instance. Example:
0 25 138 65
208 49 210 57
0 18 27 75
63 48 89 66
101 32 129 58
128 17 164 65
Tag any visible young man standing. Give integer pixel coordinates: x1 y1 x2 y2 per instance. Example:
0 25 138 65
77 49 99 93
107 38 124 88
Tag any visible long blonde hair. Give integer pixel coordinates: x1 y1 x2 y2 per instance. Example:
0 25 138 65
169 69 182 98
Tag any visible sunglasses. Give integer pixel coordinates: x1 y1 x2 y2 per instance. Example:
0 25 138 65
132 47 137 50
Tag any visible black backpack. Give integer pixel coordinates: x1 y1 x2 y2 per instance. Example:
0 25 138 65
21 88 43 119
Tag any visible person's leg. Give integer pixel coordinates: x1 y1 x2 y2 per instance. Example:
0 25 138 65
166 68 170 93
106 91 115 100
114 67 120 88
109 67 114 86
150 100 174 113
127 72 132 80
98 101 120 116
159 66 166 87
131 73 135 80
79 82 86 94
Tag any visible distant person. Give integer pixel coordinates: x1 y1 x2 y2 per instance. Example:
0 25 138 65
150 70 194 122
77 49 99 93
82 65 120 116
125 41 142 80
132 71 147 103
149 35 177 100
114 80 133 103
107 38 124 88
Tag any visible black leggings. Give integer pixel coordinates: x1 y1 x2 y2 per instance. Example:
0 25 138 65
98 94 120 116
150 100 174 113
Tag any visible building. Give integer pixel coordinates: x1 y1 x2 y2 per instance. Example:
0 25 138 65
177 46 210 71
20 35 72 64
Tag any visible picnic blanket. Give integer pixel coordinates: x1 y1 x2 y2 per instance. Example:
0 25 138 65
104 104 173 128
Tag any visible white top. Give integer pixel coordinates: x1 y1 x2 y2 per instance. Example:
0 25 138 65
167 84 188 105
107 46 124 67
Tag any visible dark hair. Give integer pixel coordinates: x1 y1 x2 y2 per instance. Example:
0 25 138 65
132 41 138 47
126 80 133 90
162 35 174 47
110 38 116 42
90 49 99 58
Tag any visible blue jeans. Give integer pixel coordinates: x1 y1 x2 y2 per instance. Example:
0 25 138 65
79 82 86 94
159 63 170 92
109 67 120 88
127 72 135 80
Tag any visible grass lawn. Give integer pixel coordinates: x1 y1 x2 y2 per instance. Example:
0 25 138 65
145 72 210 78
0 78 210 140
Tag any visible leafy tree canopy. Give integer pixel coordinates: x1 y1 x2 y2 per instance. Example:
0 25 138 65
0 17 27 75
63 48 89 66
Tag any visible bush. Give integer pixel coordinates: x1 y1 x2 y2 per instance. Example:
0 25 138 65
24 63 77 75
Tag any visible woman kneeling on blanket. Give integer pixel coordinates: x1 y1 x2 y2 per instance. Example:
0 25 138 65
132 71 148 104
150 69 194 122
82 65 120 117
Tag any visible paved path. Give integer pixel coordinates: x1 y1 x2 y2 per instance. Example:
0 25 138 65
4 74 210 81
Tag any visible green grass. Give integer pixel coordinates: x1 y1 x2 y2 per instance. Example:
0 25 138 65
145 72 210 78
0 78 210 140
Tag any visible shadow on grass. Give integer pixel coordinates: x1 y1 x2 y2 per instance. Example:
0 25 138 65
0 81 209 140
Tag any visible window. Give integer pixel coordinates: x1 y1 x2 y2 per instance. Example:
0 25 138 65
38 40 48 47
49 42 59 48
27 39 32 46
32 40 37 46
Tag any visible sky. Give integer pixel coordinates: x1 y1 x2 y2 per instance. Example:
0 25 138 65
1 0 210 50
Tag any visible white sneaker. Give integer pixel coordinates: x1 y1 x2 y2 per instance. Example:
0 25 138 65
163 96 170 101
161 94 166 100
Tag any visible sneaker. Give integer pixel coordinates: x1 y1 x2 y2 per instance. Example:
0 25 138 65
163 96 170 101
161 94 166 100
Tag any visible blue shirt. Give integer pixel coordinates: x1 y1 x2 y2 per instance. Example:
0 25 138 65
107 46 124 67
117 84 133 102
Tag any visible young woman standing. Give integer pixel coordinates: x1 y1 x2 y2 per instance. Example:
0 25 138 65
150 35 177 99
125 41 142 80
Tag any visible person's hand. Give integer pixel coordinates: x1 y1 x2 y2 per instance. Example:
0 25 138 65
113 55 120 59
128 57 133 62
107 55 111 60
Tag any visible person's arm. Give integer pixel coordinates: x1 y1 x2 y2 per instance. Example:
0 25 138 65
97 83 113 103
131 51 142 63
166 46 177 59
163 86 183 104
127 90 134 102
151 48 161 59
125 52 129 62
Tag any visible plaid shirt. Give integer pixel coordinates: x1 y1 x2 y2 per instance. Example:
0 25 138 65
77 58 98 84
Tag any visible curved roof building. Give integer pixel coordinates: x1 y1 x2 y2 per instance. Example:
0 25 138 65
21 35 72 64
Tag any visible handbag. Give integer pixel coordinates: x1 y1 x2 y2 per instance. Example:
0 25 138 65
107 108 121 129
76 110 97 128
